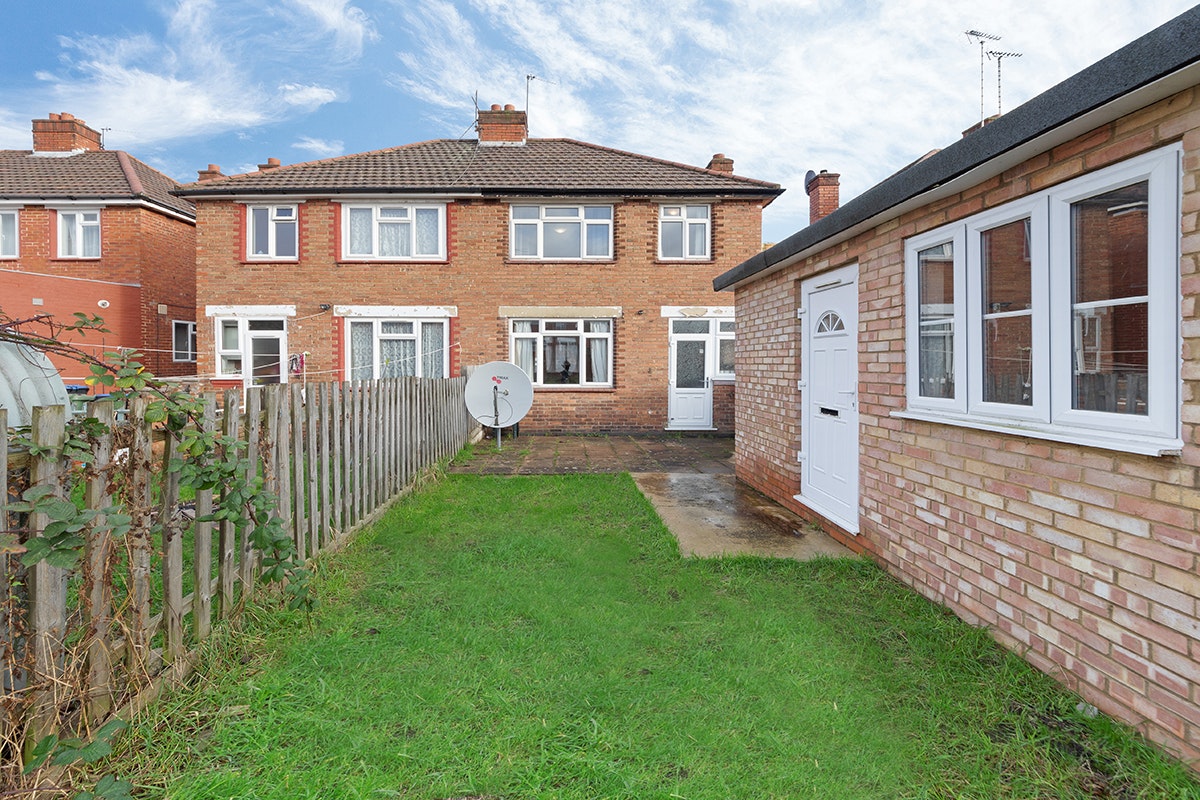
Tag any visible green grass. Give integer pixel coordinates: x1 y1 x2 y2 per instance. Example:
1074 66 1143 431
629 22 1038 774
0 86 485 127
105 474 1200 799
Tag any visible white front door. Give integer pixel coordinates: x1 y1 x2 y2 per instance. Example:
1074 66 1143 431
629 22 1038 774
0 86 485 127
668 325 713 429
799 264 860 533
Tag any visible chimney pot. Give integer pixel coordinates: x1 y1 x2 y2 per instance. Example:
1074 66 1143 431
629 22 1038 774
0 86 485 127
490 104 502 111
504 103 515 111
805 170 840 225
258 157 282 171
197 164 224 182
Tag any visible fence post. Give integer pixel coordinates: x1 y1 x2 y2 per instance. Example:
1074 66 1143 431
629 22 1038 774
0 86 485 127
318 383 333 549
193 394 216 641
83 399 115 722
0 407 12 737
27 404 67 746
126 395 154 689
305 384 319 557
160 414 184 664
219 390 241 615
239 388 260 598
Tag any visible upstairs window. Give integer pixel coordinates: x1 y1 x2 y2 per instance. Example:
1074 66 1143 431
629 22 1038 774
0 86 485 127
510 205 612 260
247 205 297 260
659 205 710 260
342 204 446 260
59 209 100 258
0 210 17 258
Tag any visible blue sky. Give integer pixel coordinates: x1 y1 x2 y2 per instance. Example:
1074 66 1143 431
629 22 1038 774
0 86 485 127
1 0 1195 244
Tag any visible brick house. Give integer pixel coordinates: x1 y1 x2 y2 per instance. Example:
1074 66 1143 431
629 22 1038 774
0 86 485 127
174 106 781 432
0 113 197 382
715 9 1200 766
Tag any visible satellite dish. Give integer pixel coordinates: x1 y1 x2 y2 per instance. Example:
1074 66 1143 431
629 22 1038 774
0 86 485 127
464 362 534 449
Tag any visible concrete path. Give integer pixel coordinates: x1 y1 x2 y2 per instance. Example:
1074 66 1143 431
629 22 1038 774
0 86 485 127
450 434 852 561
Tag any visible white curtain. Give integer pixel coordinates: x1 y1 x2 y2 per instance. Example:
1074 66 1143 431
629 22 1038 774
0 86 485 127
588 338 608 383
512 320 536 379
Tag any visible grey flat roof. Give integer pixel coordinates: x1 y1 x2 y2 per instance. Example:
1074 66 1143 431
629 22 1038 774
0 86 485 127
715 6 1200 291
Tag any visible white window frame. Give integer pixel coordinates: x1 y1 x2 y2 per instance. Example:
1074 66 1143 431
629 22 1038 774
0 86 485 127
509 204 613 260
900 144 1181 455
340 203 446 261
246 204 298 260
343 316 450 379
715 318 736 379
0 209 17 258
58 208 101 258
509 317 614 387
659 204 711 260
213 315 290 384
172 320 197 363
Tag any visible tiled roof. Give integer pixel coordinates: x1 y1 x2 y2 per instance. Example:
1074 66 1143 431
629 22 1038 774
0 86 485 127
175 139 782 199
0 149 195 219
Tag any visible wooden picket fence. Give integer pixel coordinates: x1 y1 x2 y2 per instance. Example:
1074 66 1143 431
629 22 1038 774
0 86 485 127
0 377 476 783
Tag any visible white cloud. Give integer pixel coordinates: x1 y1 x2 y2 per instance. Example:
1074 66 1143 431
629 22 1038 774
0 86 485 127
288 0 379 60
292 136 345 157
280 83 340 110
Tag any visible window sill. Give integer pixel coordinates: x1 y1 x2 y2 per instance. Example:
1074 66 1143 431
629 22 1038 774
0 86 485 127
242 258 299 265
53 257 101 262
506 258 616 266
337 259 448 266
891 409 1183 457
533 385 614 392
655 258 714 265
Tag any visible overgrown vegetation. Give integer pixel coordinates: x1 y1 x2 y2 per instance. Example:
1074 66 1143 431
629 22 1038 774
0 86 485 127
104 474 1200 799
2 310 312 796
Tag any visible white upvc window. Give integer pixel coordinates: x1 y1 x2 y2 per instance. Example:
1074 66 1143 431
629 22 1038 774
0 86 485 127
172 320 197 363
341 203 446 260
58 209 100 258
902 144 1181 454
247 205 297 260
510 205 613 260
659 204 710 260
510 317 613 387
345 317 449 379
0 210 17 258
215 317 288 385
715 319 736 378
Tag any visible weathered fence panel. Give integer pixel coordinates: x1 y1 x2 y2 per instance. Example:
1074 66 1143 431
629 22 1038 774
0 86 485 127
3 376 475 783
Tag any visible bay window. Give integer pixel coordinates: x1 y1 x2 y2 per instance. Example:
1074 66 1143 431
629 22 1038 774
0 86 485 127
510 205 612 259
903 145 1180 454
510 317 613 386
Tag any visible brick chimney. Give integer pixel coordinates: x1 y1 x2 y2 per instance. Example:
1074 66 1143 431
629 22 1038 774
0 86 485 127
477 103 528 146
197 164 225 182
31 112 103 152
805 170 840 225
258 157 282 171
706 153 734 174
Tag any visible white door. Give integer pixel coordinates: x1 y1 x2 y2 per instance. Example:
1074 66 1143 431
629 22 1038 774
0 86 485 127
248 330 286 386
668 323 713 429
799 264 859 533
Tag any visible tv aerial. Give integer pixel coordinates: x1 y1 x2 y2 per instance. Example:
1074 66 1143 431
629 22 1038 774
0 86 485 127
464 361 534 450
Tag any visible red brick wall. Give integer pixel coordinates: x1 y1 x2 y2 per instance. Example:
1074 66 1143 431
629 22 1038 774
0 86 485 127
732 87 1200 765
0 204 196 377
195 196 762 433
0 269 141 385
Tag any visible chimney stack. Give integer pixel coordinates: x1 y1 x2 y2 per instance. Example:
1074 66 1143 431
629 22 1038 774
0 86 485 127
258 157 282 171
31 112 103 153
477 103 528 146
805 170 840 225
197 164 225 182
706 153 734 174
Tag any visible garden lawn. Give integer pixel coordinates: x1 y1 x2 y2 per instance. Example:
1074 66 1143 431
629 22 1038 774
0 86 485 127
112 474 1200 799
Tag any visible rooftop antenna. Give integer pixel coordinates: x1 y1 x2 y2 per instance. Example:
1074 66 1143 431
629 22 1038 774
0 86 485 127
965 30 1001 126
100 126 111 150
987 50 1023 115
526 74 535 119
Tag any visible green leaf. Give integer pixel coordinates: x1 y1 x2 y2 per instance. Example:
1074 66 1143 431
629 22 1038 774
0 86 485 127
23 734 58 773
23 484 57 502
44 499 79 520
45 548 81 570
20 538 51 567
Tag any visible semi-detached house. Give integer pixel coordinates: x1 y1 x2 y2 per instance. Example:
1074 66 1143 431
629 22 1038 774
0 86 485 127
716 8 1200 769
175 105 781 433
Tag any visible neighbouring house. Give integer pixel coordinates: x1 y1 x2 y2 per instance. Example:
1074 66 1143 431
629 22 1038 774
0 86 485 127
173 105 781 432
0 113 198 384
716 9 1200 768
